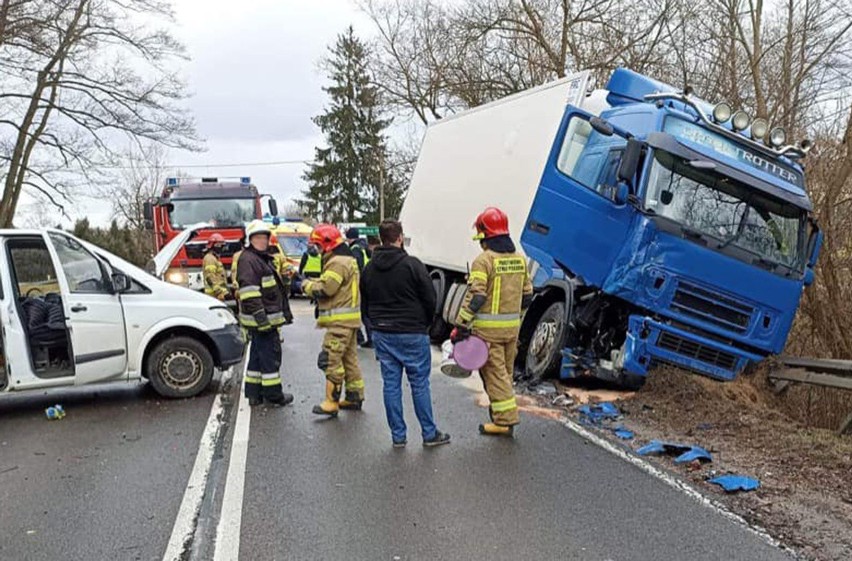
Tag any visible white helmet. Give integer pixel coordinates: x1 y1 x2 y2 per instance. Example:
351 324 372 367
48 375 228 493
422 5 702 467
245 219 272 243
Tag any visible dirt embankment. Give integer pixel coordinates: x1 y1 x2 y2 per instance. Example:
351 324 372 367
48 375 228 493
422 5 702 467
536 367 852 561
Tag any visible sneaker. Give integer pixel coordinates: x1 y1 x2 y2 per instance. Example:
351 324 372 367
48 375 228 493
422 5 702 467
423 431 451 447
392 440 407 449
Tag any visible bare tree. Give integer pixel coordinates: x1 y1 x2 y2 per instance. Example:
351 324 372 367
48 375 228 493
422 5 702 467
0 0 200 228
100 143 168 231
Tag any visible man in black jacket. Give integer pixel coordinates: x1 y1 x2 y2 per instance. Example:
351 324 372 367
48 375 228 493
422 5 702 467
361 219 450 448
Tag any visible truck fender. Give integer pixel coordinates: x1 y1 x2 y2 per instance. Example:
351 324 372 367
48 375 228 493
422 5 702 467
131 316 214 375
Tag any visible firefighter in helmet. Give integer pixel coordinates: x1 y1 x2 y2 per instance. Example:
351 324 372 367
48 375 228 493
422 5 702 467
236 220 293 407
302 223 365 417
452 207 533 436
202 233 229 301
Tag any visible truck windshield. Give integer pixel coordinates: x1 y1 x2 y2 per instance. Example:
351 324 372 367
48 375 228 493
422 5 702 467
169 198 255 229
277 235 308 257
645 150 806 272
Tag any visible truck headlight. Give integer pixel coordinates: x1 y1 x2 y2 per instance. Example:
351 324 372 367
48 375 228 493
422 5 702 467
750 118 768 140
768 127 786 148
712 102 732 123
165 269 189 286
731 110 750 131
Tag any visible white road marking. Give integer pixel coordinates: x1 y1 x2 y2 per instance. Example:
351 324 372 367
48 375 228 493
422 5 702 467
162 367 234 561
213 353 253 561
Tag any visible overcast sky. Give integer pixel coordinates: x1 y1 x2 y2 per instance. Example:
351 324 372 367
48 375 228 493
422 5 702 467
40 0 376 227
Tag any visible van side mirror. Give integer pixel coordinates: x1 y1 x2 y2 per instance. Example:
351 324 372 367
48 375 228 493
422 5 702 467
617 138 644 184
143 201 153 221
590 116 614 136
112 273 132 293
268 198 279 217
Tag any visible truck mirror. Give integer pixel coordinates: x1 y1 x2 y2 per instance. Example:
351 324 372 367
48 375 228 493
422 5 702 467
269 198 279 217
143 201 153 221
143 219 154 231
660 190 674 205
617 138 643 184
804 268 815 287
807 227 823 268
590 116 614 137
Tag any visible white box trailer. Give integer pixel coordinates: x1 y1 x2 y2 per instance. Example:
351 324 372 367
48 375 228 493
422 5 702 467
400 70 601 274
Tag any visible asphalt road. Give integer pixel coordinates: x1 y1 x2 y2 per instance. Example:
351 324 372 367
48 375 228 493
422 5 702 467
0 300 793 561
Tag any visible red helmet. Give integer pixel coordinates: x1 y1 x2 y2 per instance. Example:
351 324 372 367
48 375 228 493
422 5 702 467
206 233 225 249
309 223 344 253
473 207 510 240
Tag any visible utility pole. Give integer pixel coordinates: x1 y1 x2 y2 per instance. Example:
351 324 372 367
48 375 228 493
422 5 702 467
378 150 385 222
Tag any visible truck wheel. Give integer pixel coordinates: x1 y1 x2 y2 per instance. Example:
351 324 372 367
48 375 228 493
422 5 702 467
525 301 566 381
146 336 214 398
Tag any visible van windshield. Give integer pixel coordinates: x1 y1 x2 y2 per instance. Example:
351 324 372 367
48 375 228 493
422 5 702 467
645 150 806 272
277 235 308 257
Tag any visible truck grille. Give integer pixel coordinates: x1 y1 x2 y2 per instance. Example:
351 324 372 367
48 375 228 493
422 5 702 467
184 240 242 260
671 281 753 333
657 332 738 371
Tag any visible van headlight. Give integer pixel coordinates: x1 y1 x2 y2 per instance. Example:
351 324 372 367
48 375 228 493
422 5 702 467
165 269 189 286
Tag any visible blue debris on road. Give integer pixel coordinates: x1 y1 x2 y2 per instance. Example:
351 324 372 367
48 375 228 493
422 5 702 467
612 426 634 440
636 440 712 464
709 475 760 493
578 402 620 424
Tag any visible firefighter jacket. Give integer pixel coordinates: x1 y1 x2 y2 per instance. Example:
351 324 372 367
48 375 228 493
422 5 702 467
202 252 229 300
236 247 286 331
302 245 361 329
455 248 533 341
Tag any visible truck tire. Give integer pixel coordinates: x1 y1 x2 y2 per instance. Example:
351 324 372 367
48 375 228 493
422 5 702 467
442 283 468 325
146 336 214 398
524 301 566 381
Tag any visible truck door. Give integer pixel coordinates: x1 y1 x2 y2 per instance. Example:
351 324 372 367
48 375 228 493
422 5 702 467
522 109 634 287
45 232 128 384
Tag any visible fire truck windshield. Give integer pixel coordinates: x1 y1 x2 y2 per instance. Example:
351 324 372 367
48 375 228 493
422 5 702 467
168 198 256 229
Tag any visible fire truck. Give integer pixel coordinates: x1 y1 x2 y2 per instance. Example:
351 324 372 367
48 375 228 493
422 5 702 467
144 177 278 290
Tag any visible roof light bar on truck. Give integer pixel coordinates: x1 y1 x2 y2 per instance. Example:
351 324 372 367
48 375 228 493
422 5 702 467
644 91 809 160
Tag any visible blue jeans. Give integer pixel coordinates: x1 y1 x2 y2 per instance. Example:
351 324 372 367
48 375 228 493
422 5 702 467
372 331 438 443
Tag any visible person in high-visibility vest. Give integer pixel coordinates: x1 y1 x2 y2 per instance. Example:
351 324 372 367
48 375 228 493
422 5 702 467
303 223 364 417
346 228 373 348
202 233 229 301
299 243 322 278
451 207 533 437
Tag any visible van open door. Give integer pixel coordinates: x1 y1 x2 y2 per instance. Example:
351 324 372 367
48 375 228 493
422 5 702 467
521 109 635 286
45 232 128 385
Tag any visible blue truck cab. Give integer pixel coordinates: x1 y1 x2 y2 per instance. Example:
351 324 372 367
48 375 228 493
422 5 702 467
519 68 822 388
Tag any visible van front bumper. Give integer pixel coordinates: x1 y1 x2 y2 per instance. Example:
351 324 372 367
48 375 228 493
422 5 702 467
622 315 765 381
208 324 246 368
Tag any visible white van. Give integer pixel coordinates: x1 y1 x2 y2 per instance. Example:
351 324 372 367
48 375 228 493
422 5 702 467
0 229 244 398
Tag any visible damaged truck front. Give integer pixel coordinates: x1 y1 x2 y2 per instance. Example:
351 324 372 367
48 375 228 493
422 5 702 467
520 69 822 388
401 68 821 389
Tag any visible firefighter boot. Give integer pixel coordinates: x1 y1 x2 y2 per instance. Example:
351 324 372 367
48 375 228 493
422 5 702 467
312 381 340 417
479 423 514 437
339 397 363 411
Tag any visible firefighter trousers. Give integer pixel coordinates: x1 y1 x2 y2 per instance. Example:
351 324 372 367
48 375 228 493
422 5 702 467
477 333 520 426
318 326 364 402
245 329 284 401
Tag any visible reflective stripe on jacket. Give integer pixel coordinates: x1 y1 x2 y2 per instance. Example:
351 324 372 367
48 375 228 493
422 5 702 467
455 249 533 341
236 247 286 331
302 248 361 329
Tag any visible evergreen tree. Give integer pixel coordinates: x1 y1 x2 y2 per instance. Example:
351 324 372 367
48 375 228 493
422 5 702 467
300 27 397 223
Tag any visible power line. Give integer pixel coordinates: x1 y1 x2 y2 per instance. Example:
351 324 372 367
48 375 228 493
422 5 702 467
99 158 315 170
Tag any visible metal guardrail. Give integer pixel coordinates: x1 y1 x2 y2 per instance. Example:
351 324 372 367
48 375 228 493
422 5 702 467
771 356 852 434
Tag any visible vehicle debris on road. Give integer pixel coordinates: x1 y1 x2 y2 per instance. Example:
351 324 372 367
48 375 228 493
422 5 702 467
636 440 713 464
578 402 620 424
708 474 760 493
45 404 65 420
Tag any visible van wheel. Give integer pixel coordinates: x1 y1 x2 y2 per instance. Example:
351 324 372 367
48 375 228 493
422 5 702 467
147 336 214 398
525 301 566 382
